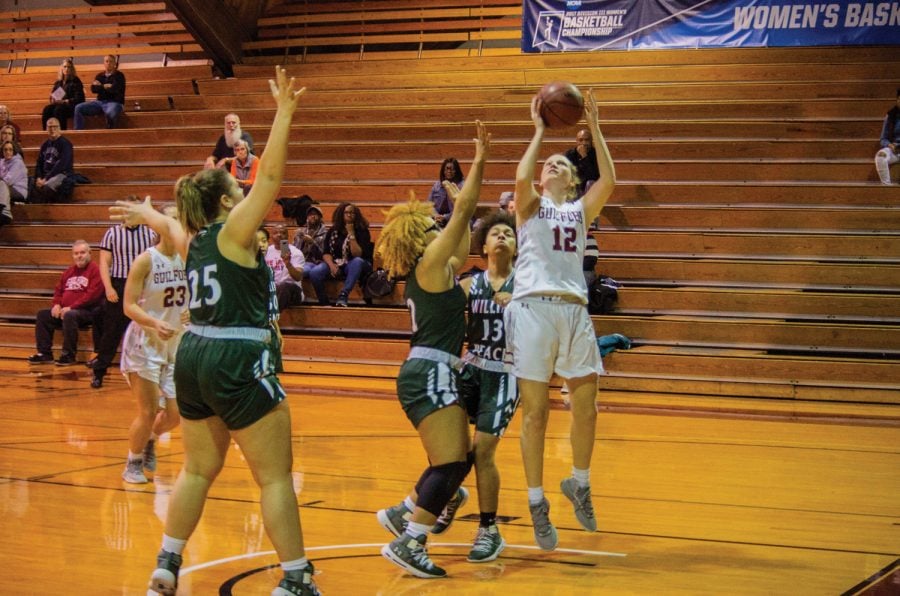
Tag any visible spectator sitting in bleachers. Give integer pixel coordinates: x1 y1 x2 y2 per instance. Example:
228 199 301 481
74 55 126 130
27 239 104 366
499 191 516 214
42 58 85 131
564 128 599 197
291 203 328 273
875 87 900 185
230 139 258 196
264 223 305 311
0 125 23 159
307 202 373 306
428 157 464 227
204 113 254 170
30 118 74 203
0 105 20 139
0 140 27 222
257 227 269 257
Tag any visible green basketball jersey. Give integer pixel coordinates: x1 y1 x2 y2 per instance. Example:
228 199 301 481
186 222 277 327
466 270 515 362
405 263 466 355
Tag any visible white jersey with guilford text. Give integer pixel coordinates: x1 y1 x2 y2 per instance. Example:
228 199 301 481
120 246 188 394
137 246 188 331
512 196 588 304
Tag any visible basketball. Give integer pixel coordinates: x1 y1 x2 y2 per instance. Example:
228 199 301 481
537 81 584 128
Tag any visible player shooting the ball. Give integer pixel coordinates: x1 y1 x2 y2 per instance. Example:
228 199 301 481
504 87 615 550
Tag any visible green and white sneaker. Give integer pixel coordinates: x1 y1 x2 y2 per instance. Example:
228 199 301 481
271 563 320 595
431 486 469 535
147 549 182 595
381 533 447 579
560 477 597 532
377 501 413 537
467 525 505 563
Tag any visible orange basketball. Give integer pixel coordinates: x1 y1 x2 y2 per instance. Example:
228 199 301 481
537 81 584 128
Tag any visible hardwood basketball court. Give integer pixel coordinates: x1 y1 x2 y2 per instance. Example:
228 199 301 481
0 359 897 594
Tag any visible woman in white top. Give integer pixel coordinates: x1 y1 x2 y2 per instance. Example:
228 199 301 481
505 88 615 551
120 205 187 484
0 140 27 223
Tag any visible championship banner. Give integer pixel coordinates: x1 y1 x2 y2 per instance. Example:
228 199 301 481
522 0 900 52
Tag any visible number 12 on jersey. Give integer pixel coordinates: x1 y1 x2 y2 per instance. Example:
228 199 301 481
552 225 578 252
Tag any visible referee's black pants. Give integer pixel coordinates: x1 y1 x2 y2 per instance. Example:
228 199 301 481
94 277 130 377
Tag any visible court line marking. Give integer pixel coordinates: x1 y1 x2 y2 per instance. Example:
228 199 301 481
181 542 627 575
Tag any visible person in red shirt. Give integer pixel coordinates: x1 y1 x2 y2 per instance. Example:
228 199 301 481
28 240 105 366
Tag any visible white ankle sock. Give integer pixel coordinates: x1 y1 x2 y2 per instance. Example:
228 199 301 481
161 534 186 555
280 557 309 572
572 467 591 488
527 486 545 505
404 520 431 539
403 496 416 511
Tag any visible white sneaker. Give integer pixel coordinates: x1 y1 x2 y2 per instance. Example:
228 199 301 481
122 459 148 484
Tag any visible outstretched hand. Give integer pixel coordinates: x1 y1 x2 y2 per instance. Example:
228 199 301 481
110 195 153 226
584 88 599 128
268 66 306 112
530 95 546 133
472 119 491 161
442 180 461 204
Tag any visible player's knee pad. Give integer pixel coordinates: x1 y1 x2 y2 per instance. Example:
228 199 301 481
415 460 469 517
414 467 428 497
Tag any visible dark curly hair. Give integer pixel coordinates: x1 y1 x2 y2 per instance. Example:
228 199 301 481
331 201 370 236
472 210 516 256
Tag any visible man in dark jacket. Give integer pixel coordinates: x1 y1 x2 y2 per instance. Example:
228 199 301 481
32 118 74 202
74 54 126 129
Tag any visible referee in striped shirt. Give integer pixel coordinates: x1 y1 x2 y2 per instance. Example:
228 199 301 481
89 214 155 388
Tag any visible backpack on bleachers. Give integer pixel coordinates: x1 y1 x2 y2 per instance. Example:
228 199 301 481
588 275 621 315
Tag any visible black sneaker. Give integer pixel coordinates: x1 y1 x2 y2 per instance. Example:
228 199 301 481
55 354 77 366
148 549 182 595
335 291 349 307
27 353 53 364
90 374 103 389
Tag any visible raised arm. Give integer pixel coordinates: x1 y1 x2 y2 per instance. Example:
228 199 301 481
110 197 189 261
418 121 490 288
221 67 305 257
514 95 546 225
580 89 616 224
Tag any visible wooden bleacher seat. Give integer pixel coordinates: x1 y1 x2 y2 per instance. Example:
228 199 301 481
1 14 898 417
245 0 523 61
1 2 202 66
